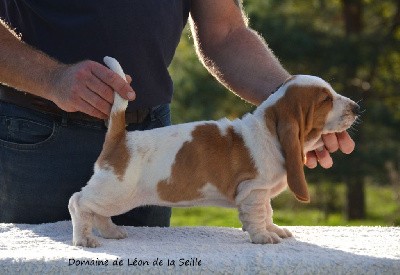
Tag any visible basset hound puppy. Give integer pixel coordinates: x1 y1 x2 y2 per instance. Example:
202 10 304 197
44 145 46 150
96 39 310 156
69 57 361 247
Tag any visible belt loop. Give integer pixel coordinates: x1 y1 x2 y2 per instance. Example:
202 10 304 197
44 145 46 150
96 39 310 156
61 112 68 127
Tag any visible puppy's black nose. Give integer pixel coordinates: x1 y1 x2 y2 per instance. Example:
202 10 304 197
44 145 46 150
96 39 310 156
352 103 361 116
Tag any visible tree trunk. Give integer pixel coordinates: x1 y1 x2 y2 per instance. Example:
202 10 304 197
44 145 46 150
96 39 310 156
346 177 366 220
342 0 363 35
341 0 366 220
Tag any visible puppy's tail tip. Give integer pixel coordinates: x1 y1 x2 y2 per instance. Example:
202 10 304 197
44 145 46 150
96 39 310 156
103 56 128 134
103 56 129 115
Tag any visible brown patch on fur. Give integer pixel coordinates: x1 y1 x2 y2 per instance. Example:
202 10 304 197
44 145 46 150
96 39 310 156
264 85 333 202
97 111 130 181
157 124 258 203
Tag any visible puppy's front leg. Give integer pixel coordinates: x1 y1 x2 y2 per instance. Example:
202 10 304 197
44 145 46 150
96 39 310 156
238 189 281 244
265 198 293 238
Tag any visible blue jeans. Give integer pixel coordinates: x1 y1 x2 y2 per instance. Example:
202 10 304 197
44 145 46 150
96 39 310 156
0 101 171 225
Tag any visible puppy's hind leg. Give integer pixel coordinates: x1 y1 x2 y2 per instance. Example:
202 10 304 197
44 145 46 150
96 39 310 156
68 192 100 247
94 215 127 240
70 172 138 246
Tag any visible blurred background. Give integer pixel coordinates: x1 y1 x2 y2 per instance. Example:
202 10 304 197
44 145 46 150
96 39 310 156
168 0 400 227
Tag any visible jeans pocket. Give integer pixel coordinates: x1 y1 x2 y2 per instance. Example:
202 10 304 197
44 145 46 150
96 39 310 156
0 104 59 150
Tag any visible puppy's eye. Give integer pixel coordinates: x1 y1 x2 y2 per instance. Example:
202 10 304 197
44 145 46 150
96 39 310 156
322 96 332 103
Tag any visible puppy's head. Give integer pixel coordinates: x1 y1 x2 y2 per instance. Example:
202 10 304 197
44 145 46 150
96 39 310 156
262 75 360 202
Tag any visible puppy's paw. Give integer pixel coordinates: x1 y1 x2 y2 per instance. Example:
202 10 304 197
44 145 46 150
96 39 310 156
73 236 100 248
266 224 293 238
99 226 128 240
250 230 282 244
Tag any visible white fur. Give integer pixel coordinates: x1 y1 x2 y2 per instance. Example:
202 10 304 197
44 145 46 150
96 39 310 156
103 56 128 114
69 64 359 247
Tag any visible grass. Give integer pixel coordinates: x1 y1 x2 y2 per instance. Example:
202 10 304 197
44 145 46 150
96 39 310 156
170 184 399 227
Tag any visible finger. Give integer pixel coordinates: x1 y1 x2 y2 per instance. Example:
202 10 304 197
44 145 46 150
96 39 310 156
337 131 355 154
85 76 114 104
125 74 132 84
322 133 339 153
77 99 108 119
90 62 136 100
315 146 333 169
305 151 318 169
80 88 112 117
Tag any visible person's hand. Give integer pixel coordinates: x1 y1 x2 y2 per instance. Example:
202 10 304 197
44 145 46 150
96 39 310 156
305 131 355 169
48 60 135 119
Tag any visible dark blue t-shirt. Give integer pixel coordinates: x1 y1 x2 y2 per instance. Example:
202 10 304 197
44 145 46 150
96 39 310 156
0 0 191 110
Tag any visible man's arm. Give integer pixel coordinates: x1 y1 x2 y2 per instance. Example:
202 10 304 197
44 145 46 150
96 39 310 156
189 0 290 105
189 0 355 168
0 20 135 119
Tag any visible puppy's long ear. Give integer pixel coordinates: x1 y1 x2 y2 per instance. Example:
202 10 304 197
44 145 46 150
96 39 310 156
277 118 310 203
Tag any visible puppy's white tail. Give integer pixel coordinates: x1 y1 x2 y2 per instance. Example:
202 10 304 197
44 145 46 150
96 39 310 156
103 56 129 137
